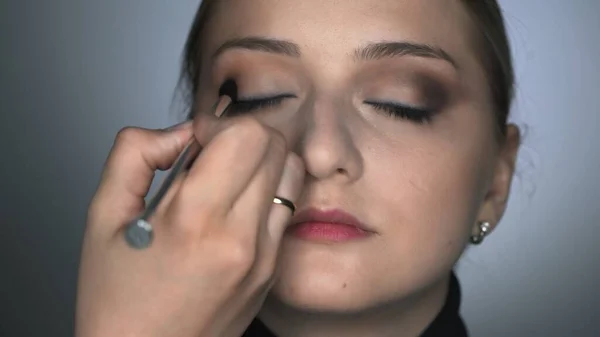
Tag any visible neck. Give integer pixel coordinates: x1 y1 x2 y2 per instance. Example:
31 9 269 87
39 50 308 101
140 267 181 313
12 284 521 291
258 274 451 337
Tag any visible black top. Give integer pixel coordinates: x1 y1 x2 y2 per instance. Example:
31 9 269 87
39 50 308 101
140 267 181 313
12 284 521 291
243 273 468 337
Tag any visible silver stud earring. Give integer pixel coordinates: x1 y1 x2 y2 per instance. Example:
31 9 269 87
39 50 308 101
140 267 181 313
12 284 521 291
470 221 491 245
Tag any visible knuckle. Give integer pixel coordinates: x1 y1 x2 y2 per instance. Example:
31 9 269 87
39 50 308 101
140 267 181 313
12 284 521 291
114 126 145 146
221 236 256 270
85 199 104 224
165 201 213 236
210 238 257 288
164 210 256 268
232 118 270 145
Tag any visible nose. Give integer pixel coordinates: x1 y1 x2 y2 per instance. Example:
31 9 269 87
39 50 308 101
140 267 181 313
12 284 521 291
295 98 363 183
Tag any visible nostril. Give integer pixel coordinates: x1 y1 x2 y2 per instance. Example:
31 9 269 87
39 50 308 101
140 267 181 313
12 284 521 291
336 168 346 174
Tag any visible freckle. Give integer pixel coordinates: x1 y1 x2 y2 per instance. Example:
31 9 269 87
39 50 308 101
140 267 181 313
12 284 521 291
342 283 347 288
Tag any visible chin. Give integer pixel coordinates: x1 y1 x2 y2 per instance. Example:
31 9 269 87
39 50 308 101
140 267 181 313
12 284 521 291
268 271 380 313
266 237 402 313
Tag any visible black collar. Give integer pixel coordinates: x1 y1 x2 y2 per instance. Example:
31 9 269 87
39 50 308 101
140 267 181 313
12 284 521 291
420 272 468 337
243 272 468 337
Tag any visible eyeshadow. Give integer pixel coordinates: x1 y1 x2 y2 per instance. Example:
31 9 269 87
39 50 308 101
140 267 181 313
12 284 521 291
418 76 449 110
218 78 239 101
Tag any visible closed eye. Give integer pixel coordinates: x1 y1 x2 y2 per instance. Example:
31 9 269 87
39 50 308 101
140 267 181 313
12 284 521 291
364 100 433 124
226 94 296 115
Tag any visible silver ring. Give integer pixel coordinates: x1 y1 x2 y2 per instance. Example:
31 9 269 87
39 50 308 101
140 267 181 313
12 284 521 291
273 196 296 214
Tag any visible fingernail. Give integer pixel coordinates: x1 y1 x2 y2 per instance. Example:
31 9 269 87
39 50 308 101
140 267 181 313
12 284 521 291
164 120 192 131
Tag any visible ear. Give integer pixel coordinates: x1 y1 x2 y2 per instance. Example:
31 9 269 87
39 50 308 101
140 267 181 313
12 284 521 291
473 124 521 236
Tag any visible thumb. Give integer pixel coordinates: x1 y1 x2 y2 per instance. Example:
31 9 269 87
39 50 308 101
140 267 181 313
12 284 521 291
88 121 193 230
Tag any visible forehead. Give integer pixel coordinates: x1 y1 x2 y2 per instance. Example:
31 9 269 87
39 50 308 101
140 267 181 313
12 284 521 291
200 0 477 66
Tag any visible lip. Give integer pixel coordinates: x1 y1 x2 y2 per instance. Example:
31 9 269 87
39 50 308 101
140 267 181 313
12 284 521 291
287 207 377 242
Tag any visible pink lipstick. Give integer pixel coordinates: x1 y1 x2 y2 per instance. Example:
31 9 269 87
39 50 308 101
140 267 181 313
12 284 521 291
288 208 375 242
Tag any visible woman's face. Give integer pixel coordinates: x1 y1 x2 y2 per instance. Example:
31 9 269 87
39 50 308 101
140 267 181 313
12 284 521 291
195 0 518 313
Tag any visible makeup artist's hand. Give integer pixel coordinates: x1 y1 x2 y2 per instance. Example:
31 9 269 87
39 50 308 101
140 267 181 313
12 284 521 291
76 101 305 337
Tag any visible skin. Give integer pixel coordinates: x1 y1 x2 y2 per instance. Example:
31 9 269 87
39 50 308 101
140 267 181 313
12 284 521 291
196 0 519 335
76 0 520 336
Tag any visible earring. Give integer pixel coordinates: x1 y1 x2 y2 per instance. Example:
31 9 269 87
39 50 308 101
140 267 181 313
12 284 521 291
470 221 491 245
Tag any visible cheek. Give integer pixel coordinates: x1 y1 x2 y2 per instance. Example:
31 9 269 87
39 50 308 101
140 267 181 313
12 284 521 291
367 135 488 266
268 134 492 311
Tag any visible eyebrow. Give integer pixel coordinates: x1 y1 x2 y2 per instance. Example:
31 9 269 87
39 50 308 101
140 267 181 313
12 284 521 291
354 41 457 68
212 36 456 68
212 37 301 59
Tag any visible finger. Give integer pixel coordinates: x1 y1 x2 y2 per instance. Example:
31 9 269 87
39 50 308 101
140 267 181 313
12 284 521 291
226 128 288 244
265 152 305 242
88 122 194 230
245 152 305 286
176 118 273 218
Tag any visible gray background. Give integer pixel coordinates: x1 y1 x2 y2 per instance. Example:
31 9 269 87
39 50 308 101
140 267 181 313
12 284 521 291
1 0 598 336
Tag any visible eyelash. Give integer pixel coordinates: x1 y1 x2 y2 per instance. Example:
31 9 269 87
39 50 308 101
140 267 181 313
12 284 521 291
224 95 432 124
226 95 292 115
364 101 433 124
